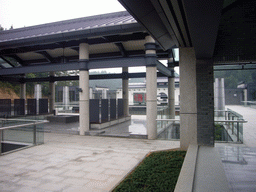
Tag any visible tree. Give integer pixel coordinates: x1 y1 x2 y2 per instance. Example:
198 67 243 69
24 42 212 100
214 70 254 88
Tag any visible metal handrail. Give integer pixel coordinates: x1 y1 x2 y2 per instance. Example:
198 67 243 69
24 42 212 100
0 119 48 155
156 119 180 121
0 120 48 131
0 118 47 122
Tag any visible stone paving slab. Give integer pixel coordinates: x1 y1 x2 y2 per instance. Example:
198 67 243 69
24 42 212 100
0 133 179 192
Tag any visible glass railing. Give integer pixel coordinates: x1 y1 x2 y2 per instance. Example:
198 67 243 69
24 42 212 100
214 108 246 143
0 118 48 155
156 107 180 140
156 108 247 143
241 101 256 109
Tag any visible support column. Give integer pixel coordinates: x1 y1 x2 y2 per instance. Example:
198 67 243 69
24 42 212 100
168 60 175 119
79 43 89 135
214 78 225 116
49 72 55 114
196 59 214 146
34 84 42 115
20 75 26 99
63 86 69 110
179 47 197 150
122 67 129 117
145 36 157 139
180 47 214 150
20 84 26 99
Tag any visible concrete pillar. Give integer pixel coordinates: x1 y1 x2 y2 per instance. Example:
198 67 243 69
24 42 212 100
49 72 55 114
168 60 175 119
20 83 26 99
179 47 198 150
145 35 157 139
122 67 129 116
79 43 90 135
244 89 247 106
34 84 42 99
34 84 42 115
63 86 69 110
180 47 214 150
20 75 26 99
214 78 225 116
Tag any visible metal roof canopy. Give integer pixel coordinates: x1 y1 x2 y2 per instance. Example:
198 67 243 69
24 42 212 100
118 0 256 70
0 11 173 79
118 0 223 59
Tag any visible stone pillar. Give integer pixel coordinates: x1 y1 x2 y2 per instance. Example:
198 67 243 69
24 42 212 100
214 78 225 116
20 75 26 99
63 86 69 110
79 43 90 135
244 89 247 106
179 47 197 150
180 47 214 150
20 84 26 99
122 67 129 117
168 60 175 119
145 36 157 139
34 84 42 115
49 72 55 114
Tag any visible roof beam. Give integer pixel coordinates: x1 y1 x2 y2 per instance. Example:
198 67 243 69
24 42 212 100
0 57 148 76
156 60 172 77
9 54 26 66
37 51 55 63
115 43 127 57
0 56 15 67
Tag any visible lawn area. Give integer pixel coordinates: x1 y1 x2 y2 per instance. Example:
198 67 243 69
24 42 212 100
113 150 186 192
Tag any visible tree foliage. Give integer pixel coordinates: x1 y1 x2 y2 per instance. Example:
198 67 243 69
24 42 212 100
214 70 255 88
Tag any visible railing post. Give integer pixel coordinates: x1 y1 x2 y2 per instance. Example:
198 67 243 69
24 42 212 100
33 123 37 145
237 122 240 142
0 130 2 156
232 116 234 134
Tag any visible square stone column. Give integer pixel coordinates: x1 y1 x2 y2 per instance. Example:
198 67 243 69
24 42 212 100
179 47 198 150
180 47 214 150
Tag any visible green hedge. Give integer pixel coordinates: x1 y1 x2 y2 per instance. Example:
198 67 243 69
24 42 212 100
113 150 186 192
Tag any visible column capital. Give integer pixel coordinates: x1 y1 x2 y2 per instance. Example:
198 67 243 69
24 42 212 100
144 42 156 51
122 71 129 80
145 55 157 67
79 59 89 70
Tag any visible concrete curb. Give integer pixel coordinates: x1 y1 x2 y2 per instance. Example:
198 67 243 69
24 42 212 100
174 144 198 192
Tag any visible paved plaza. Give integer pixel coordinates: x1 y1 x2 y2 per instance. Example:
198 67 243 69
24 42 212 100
0 133 179 192
0 105 256 191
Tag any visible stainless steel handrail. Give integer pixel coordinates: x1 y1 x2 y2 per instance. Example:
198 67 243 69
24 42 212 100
0 119 48 155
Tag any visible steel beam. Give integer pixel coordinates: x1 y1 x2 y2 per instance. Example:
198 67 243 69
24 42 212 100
156 60 172 77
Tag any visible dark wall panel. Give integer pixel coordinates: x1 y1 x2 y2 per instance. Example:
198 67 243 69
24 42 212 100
14 99 25 116
110 99 116 120
39 99 48 114
0 99 11 117
118 99 124 118
27 99 36 115
90 99 100 123
101 99 109 123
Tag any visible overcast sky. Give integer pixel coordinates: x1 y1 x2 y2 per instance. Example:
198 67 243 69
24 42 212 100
0 0 125 29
